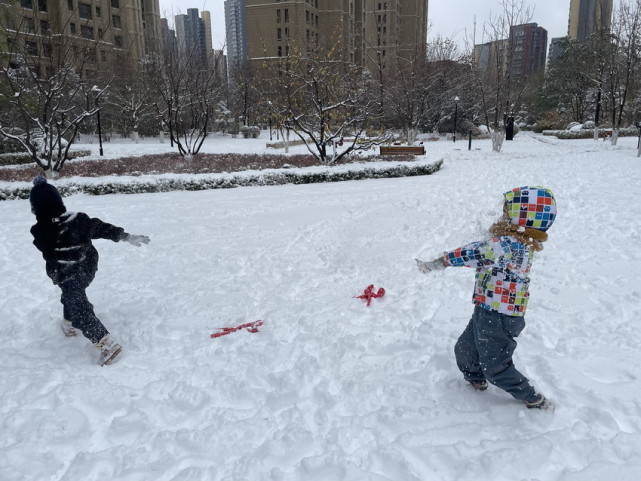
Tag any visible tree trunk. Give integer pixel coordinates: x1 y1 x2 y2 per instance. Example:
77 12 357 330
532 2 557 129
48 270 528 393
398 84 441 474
491 131 505 152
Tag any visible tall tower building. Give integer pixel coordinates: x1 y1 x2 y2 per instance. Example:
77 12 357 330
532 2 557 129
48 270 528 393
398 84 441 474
509 23 547 82
568 0 613 41
174 8 208 65
225 0 247 68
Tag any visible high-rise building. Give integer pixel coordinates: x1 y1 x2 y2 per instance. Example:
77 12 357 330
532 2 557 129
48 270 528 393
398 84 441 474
509 23 547 82
568 0 613 41
230 0 428 70
225 0 247 69
0 0 161 76
174 8 208 64
474 23 547 84
548 36 568 64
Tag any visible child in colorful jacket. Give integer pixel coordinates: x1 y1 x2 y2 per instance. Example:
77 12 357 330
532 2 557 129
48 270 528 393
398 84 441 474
415 186 557 410
29 176 150 366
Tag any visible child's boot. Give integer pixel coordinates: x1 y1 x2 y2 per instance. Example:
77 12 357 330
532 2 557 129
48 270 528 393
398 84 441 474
525 393 554 411
60 318 77 337
469 380 488 391
95 334 123 366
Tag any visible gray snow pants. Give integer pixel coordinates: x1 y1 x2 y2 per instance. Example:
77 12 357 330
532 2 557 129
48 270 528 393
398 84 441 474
454 306 536 402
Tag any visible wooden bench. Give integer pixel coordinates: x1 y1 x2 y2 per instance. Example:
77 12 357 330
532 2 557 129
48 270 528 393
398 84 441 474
380 145 425 156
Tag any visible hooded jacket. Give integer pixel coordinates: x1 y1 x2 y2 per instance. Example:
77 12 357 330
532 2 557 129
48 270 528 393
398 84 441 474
30 177 126 286
441 187 557 317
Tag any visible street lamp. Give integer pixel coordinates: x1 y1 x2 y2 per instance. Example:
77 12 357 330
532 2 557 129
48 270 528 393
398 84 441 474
91 85 104 156
453 96 459 142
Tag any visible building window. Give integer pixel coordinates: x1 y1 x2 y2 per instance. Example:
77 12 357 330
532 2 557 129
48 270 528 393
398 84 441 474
38 0 47 11
277 28 281 41
112 15 121 28
276 9 281 23
21 0 33 9
68 0 73 10
79 3 92 19
284 8 289 22
96 6 101 17
43 43 52 57
81 25 93 39
277 46 282 57
40 20 50 33
23 17 35 33
114 35 123 48
70 23 76 34
305 10 309 24
25 41 38 55
111 0 119 8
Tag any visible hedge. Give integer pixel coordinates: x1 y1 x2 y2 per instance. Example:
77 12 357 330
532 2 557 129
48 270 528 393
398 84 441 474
0 159 443 201
0 150 92 166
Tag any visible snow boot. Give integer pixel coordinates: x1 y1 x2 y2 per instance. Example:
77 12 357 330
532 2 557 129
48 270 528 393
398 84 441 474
60 318 77 337
470 380 488 391
95 334 123 366
525 394 553 411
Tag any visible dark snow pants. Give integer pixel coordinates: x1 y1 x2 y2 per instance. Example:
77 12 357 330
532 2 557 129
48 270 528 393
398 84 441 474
454 306 536 402
60 277 109 344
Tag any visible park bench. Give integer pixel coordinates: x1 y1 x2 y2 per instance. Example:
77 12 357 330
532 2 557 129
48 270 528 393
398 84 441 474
379 145 425 156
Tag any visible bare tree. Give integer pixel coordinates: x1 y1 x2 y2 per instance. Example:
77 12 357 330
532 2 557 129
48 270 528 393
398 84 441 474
604 0 641 144
0 13 101 177
151 42 227 159
471 0 533 151
260 45 384 164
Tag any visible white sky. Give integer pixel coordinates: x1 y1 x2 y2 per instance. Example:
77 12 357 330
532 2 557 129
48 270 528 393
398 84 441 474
157 0 602 52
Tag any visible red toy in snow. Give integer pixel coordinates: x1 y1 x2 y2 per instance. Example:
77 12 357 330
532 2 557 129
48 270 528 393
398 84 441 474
211 320 264 338
354 285 386 306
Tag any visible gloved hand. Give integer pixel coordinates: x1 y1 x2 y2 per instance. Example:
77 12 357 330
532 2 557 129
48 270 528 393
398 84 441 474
124 233 150 247
415 257 446 274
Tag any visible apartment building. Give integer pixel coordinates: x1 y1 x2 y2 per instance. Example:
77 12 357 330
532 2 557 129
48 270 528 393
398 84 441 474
568 0 613 41
0 0 161 76
227 0 428 70
474 23 547 84
225 0 247 68
509 23 547 83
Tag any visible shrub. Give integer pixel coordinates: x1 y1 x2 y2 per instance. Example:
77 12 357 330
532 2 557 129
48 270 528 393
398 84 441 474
0 149 91 166
240 126 261 138
0 159 444 200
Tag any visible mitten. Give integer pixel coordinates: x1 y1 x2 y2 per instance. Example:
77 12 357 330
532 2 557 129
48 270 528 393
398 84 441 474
415 257 446 274
124 233 150 247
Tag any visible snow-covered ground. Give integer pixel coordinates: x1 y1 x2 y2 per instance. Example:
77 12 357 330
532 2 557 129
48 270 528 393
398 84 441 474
1 132 640 481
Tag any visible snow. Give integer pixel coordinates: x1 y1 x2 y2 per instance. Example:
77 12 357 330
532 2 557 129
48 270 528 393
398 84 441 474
1 132 641 480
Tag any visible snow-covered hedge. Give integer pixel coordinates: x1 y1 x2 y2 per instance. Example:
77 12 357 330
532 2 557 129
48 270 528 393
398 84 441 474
0 159 443 200
548 127 638 139
0 150 92 166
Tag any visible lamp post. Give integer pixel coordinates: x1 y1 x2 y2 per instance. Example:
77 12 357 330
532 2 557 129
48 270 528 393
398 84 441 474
91 86 104 156
453 96 459 142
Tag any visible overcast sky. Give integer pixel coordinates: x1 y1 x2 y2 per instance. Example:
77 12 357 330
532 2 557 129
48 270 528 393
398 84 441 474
157 0 592 52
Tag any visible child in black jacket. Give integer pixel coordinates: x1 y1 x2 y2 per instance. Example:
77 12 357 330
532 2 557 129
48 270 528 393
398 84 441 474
29 176 149 365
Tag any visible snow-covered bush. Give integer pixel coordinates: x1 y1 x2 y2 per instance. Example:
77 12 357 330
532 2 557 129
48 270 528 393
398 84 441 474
0 159 443 200
240 126 260 139
0 149 91 166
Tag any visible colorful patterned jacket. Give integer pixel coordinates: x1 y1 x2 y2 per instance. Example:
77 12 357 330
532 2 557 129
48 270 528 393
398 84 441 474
441 186 556 317
443 237 534 316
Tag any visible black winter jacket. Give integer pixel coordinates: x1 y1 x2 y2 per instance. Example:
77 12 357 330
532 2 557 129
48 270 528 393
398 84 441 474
31 212 126 285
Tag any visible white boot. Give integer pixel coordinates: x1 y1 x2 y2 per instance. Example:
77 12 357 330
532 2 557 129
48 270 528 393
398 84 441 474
95 334 123 366
61 319 77 337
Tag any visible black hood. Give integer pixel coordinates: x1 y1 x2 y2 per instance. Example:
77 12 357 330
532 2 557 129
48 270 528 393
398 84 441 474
29 176 66 220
